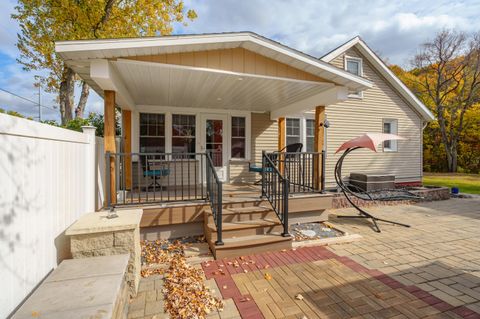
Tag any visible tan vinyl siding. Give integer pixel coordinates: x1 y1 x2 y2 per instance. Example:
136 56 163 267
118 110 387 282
126 48 329 83
324 47 423 187
229 112 278 183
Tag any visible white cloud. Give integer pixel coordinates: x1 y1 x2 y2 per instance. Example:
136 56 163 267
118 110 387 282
2 0 480 120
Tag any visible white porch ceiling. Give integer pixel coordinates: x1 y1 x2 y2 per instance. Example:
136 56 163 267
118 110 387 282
112 59 336 111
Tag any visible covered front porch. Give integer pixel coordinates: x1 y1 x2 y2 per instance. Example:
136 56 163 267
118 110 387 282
56 32 372 256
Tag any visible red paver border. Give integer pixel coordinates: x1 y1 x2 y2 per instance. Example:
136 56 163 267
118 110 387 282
201 246 480 319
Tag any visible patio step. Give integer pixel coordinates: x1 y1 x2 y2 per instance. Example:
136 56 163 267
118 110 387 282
204 205 291 258
212 234 292 259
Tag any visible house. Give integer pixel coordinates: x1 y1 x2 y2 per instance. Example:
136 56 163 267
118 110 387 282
55 32 433 257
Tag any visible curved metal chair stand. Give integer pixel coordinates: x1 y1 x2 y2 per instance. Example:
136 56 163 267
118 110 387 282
334 147 420 233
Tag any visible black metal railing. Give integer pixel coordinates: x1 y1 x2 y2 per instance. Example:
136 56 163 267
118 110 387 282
105 152 207 207
262 151 289 236
206 152 223 245
267 151 326 193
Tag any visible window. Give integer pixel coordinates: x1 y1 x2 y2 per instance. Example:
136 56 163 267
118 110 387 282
286 118 301 146
172 114 196 154
231 116 246 159
139 113 165 153
383 119 398 152
306 119 315 152
345 56 363 98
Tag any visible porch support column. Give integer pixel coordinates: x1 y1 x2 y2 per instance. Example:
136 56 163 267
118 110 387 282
122 109 132 190
278 117 286 174
104 90 116 205
314 106 326 190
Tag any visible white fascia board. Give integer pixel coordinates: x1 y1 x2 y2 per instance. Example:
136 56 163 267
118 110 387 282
90 59 135 110
56 32 373 90
270 85 346 120
321 37 434 121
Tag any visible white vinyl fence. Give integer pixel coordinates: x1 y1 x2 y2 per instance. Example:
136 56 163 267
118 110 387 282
0 113 103 318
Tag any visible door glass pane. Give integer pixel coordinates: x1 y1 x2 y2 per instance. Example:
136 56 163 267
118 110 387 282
206 119 223 167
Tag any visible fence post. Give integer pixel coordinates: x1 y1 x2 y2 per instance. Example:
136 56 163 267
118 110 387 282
82 126 96 212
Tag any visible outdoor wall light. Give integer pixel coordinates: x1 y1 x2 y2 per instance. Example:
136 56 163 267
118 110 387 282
321 119 330 128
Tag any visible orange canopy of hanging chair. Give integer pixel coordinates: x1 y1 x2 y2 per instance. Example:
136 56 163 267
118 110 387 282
335 133 405 153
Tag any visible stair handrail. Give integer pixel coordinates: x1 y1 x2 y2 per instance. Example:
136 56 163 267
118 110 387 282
205 151 224 245
261 151 290 237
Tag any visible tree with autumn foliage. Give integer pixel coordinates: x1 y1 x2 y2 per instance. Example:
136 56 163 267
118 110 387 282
392 30 480 173
12 0 197 125
391 30 480 173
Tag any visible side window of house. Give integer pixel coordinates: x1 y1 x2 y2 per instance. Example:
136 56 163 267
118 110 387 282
231 116 246 159
383 119 398 152
345 56 363 98
172 114 196 154
306 119 315 152
139 113 165 153
286 118 301 146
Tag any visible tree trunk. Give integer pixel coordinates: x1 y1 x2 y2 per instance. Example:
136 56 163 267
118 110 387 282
59 67 75 125
75 81 90 118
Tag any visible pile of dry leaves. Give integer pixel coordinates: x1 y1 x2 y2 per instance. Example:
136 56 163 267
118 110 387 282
140 239 223 318
163 254 223 318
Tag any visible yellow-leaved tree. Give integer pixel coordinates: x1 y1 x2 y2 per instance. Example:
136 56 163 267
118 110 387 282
12 0 197 124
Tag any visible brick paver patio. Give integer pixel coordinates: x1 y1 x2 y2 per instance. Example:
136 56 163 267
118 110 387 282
129 198 480 318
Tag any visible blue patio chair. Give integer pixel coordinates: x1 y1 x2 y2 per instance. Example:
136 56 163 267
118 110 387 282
142 157 171 189
248 162 273 185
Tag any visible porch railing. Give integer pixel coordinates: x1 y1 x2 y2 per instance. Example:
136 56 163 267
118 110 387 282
206 152 223 245
268 151 326 193
105 152 208 207
262 151 289 236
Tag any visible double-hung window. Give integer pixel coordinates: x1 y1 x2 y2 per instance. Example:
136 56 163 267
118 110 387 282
172 114 196 155
383 119 398 152
306 119 315 152
345 56 363 98
231 116 246 159
286 118 301 146
139 113 165 153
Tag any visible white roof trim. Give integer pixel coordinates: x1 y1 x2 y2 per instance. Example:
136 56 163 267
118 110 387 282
55 32 373 91
321 36 435 121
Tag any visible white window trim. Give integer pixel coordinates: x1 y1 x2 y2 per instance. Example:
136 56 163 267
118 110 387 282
133 106 251 161
344 55 364 99
383 119 398 152
285 117 302 147
285 113 321 152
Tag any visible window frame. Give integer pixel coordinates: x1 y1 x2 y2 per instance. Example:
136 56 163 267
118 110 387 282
344 55 364 99
286 118 302 147
305 119 315 152
382 119 398 152
231 116 247 160
139 113 166 153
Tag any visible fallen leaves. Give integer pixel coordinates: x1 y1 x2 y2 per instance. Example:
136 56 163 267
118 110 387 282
295 293 304 300
163 254 223 318
264 273 272 281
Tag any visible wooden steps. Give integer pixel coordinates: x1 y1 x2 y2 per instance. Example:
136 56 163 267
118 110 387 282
211 234 292 259
204 204 292 259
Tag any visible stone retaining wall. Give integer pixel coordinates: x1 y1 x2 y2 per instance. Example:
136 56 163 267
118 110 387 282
331 187 450 209
66 209 143 296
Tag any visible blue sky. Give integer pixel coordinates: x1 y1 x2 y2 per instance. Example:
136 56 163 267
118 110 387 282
1 0 480 121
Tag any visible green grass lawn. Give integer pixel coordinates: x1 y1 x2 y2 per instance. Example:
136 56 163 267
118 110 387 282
423 173 480 194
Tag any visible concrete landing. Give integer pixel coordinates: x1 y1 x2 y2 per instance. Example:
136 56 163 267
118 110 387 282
12 254 129 319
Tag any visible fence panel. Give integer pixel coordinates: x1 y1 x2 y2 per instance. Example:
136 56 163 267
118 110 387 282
0 114 97 318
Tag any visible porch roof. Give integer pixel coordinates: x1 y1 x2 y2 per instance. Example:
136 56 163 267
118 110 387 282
56 32 373 118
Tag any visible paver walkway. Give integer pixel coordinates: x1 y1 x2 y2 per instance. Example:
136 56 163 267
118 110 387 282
328 198 480 317
129 198 480 318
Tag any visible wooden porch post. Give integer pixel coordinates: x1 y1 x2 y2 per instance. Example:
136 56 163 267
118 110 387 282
104 90 116 205
314 106 326 190
278 117 286 174
122 109 132 190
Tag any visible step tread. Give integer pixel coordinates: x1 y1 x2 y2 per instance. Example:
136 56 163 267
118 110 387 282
207 218 281 231
224 206 273 214
214 234 292 250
